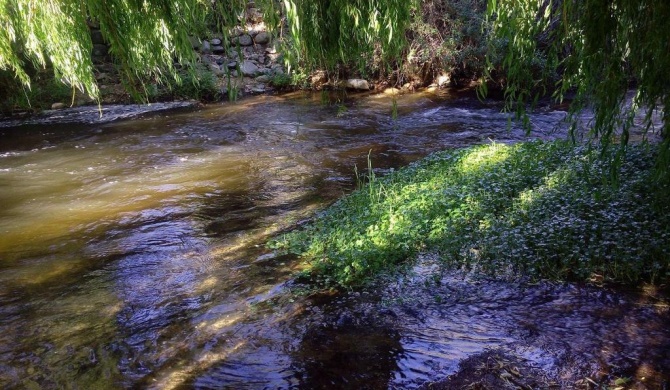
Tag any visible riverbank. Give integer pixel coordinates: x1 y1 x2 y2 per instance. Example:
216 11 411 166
269 139 670 388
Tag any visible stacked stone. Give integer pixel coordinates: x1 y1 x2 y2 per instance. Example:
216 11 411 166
192 27 284 95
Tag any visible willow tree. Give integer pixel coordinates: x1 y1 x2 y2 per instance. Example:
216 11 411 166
0 0 210 102
486 0 670 174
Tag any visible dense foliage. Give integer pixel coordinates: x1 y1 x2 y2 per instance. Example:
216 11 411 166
278 0 416 74
487 0 670 169
0 0 209 103
270 141 670 287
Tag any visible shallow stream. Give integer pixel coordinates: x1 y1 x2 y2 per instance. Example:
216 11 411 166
0 91 667 388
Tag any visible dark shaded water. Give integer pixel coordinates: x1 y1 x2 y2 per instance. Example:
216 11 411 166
0 91 667 389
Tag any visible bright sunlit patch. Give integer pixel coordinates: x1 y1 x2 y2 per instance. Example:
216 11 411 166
202 312 244 332
459 142 510 174
157 341 246 390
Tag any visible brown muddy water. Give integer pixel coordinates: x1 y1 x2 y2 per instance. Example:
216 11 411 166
0 91 667 389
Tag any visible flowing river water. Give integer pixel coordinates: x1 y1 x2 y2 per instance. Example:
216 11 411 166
0 91 668 389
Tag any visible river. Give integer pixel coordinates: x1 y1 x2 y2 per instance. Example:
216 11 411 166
0 91 667 389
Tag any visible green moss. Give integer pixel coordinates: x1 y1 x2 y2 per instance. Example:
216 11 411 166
269 141 670 288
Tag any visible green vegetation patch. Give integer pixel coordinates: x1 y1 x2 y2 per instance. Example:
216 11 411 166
270 141 670 287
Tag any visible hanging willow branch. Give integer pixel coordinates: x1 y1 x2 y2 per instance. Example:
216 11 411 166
486 0 670 175
0 0 211 101
279 0 418 72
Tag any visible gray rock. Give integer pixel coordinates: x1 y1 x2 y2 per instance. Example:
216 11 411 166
251 84 266 94
241 60 260 76
209 63 225 76
255 75 271 83
92 44 108 57
254 31 270 45
211 45 225 54
227 61 238 69
344 79 370 90
201 40 211 54
51 102 66 110
210 38 222 46
236 34 253 46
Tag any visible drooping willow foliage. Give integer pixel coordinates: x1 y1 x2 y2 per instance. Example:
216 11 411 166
0 0 210 101
487 0 670 174
0 0 418 101
279 0 417 72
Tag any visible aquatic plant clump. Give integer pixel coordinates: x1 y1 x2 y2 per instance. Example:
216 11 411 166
270 141 670 287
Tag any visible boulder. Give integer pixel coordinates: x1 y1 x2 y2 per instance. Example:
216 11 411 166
236 34 253 46
209 63 225 76
210 38 222 46
254 31 270 45
51 102 66 110
255 74 271 83
240 60 259 77
344 79 370 90
201 40 211 54
251 84 266 94
211 45 225 54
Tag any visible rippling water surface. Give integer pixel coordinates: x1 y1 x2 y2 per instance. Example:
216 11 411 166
0 91 667 389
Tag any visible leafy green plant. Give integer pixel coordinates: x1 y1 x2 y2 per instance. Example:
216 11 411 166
0 69 73 114
268 73 293 89
169 66 220 101
269 141 670 288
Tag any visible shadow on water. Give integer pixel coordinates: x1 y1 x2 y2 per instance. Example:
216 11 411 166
0 90 667 389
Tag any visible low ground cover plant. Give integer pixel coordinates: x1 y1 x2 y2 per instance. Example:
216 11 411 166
270 141 670 287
